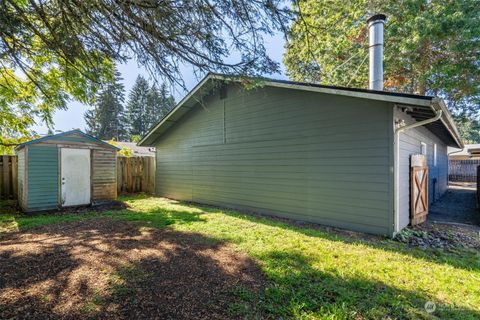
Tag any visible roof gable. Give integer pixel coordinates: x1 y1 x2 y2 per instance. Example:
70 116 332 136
15 130 120 151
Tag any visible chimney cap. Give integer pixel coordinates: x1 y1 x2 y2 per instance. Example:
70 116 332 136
367 14 387 24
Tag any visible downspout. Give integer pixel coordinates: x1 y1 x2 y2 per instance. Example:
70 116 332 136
393 108 442 234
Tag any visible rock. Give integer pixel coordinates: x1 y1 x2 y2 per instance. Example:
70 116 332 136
394 222 480 250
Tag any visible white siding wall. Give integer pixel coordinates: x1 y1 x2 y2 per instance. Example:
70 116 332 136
395 108 449 229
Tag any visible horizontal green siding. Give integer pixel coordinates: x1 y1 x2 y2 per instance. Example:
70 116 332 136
155 85 394 235
27 145 58 211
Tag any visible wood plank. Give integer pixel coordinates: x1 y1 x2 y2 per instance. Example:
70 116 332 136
11 156 18 200
91 149 116 201
3 156 10 198
0 156 19 200
410 154 428 225
449 159 480 182
477 165 480 207
0 158 3 198
115 156 155 195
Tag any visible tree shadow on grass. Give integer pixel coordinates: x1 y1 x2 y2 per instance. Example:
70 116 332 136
1 202 479 319
108 205 207 229
0 218 264 319
168 200 480 272
105 198 480 318
0 203 207 240
257 250 480 319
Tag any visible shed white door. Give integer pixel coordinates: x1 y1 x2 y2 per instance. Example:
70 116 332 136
61 148 91 206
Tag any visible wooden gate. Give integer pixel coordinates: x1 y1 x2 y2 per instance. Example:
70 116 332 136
410 154 428 225
116 156 155 194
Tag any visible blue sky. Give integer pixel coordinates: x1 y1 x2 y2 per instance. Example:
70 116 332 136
32 32 288 135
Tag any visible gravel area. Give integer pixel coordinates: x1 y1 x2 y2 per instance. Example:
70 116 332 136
395 221 480 250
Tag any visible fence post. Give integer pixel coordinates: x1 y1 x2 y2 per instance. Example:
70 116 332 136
0 157 3 198
116 157 121 195
11 156 18 200
2 156 10 199
147 157 155 194
0 155 18 200
477 165 479 208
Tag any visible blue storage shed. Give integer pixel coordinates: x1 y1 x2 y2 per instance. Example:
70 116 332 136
14 130 119 212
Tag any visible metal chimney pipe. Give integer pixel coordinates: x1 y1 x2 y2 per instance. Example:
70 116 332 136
367 14 386 91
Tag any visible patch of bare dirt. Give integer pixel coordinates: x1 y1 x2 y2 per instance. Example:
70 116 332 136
0 218 265 319
2 201 127 217
34 201 128 216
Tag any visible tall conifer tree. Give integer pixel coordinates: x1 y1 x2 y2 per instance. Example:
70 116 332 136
145 83 176 132
125 75 150 137
85 69 126 140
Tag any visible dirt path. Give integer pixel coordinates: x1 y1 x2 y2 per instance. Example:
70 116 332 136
0 218 265 319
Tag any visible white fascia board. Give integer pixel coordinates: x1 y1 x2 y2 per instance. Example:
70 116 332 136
140 73 455 147
260 80 433 107
431 98 463 148
210 73 432 107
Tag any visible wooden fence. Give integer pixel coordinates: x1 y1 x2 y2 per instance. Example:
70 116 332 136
448 159 480 182
117 156 155 194
0 155 155 200
0 156 18 200
477 166 480 207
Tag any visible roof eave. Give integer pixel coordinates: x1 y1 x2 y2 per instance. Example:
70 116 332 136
257 79 433 108
14 129 121 151
138 74 215 146
138 73 464 149
431 98 464 149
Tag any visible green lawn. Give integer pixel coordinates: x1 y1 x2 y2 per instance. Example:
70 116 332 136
1 195 479 319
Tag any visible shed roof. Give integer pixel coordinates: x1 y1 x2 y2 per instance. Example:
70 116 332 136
111 141 155 156
15 130 120 151
138 73 463 148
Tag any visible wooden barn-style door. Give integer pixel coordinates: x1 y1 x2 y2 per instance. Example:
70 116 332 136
410 154 429 225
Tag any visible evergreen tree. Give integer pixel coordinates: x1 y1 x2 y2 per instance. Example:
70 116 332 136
125 77 176 139
453 114 480 144
84 107 99 136
125 75 150 137
145 83 176 132
84 69 126 140
1 0 288 147
284 0 480 115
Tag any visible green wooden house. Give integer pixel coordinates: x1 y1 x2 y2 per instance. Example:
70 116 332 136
14 130 119 212
139 73 463 237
